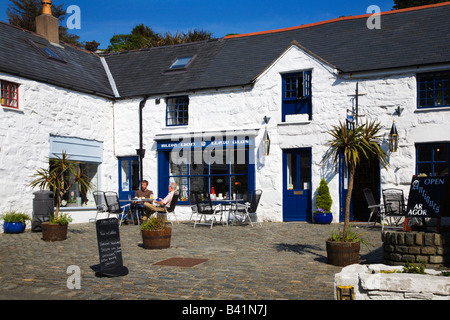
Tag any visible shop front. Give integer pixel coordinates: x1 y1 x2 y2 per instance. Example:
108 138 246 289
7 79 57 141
155 131 257 205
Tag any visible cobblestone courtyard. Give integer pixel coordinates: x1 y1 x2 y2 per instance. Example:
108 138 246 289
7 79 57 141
0 221 383 300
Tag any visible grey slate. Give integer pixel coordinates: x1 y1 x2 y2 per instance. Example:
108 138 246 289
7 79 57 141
0 22 114 98
1 4 449 100
103 4 450 98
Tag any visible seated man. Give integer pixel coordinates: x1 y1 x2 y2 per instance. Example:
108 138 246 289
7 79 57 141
132 180 153 221
143 182 177 219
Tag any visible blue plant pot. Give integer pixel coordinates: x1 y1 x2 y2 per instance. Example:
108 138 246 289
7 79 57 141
3 222 26 234
313 213 333 224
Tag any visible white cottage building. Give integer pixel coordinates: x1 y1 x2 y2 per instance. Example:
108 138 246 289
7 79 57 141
1 2 449 227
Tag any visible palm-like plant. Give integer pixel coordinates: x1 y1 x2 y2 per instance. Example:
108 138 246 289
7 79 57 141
29 151 93 220
322 120 389 239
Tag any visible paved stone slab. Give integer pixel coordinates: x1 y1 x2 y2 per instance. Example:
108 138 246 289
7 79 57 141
0 221 383 300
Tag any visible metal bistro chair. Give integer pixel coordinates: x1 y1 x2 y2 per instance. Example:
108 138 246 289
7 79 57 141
91 191 107 223
163 192 179 225
193 192 223 229
104 191 132 226
382 188 407 231
232 189 263 227
363 188 384 227
188 192 199 224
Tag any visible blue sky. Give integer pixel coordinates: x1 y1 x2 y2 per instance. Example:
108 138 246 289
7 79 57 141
0 0 396 48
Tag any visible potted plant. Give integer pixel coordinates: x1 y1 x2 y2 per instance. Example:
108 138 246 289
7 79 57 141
29 151 93 241
1 210 31 234
313 178 333 224
140 215 171 249
321 120 388 266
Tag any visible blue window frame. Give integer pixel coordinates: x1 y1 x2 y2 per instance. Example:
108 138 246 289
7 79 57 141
157 138 255 204
416 143 449 177
166 96 189 126
282 71 312 121
417 71 450 108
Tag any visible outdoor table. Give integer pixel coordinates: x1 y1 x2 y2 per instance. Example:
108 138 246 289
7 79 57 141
212 199 247 226
119 198 154 225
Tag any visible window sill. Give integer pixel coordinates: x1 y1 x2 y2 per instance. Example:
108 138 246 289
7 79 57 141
1 106 22 112
278 120 312 126
415 106 450 113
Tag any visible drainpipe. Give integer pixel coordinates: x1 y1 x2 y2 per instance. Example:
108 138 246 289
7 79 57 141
137 96 148 183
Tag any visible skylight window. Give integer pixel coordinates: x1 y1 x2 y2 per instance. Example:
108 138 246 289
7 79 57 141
28 40 66 64
170 56 193 69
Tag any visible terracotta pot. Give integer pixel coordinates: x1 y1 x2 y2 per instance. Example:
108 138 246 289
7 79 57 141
326 239 360 267
41 222 68 242
142 228 171 249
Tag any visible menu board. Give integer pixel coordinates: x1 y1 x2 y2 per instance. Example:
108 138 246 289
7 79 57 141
95 218 128 277
406 176 448 218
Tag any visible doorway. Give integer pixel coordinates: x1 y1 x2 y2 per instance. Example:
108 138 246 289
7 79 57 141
339 153 380 222
118 156 140 200
282 148 312 221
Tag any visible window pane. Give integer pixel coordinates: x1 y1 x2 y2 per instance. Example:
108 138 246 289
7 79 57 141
417 163 432 177
417 144 432 161
210 176 229 197
62 162 99 207
287 153 297 190
434 144 448 162
434 163 448 176
231 175 248 199
300 151 311 189
189 176 208 194
231 148 247 174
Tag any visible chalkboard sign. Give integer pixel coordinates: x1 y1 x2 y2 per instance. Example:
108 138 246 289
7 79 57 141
406 176 448 218
95 218 128 277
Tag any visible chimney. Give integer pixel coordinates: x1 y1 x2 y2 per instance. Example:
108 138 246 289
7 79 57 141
36 0 59 44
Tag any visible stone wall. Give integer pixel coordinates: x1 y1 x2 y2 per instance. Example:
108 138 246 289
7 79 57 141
334 264 450 300
382 230 450 268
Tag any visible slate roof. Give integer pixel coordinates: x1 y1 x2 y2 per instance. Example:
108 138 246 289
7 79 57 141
0 3 449 100
0 22 115 98
103 3 450 98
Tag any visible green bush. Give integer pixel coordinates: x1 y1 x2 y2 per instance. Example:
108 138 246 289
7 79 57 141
140 215 167 231
1 210 31 223
315 178 332 212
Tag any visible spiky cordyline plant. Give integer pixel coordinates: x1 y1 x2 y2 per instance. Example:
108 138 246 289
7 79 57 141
322 120 389 239
29 151 93 219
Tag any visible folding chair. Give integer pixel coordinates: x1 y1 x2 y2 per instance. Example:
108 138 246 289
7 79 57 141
232 189 263 227
382 188 407 231
188 192 199 224
363 188 384 227
91 191 107 223
193 193 223 228
164 192 179 225
104 191 132 226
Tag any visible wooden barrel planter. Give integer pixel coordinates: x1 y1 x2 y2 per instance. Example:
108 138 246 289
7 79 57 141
142 228 171 249
41 222 68 242
326 240 360 267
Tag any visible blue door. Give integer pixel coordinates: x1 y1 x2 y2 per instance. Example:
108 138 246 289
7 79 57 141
283 149 312 221
118 156 140 200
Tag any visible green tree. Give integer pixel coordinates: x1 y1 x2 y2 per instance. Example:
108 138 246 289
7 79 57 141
107 24 214 52
322 121 389 239
393 0 447 9
6 0 84 47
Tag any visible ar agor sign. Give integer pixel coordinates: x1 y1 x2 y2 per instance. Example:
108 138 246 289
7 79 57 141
406 176 447 218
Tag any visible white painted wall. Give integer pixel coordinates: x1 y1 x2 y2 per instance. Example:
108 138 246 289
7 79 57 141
0 72 117 225
2 43 450 226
